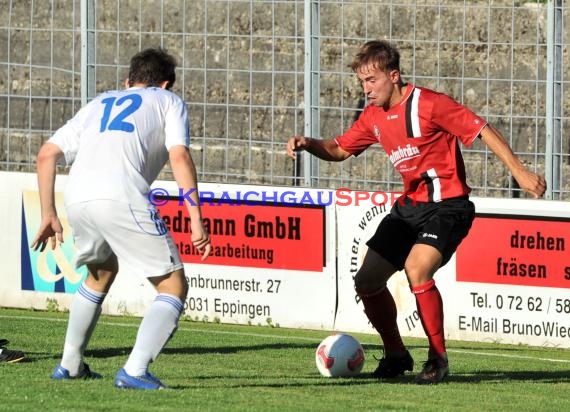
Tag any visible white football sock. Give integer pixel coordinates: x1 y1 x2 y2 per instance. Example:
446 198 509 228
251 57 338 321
123 293 183 377
60 283 105 375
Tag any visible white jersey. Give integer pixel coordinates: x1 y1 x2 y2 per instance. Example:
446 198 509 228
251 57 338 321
49 86 189 208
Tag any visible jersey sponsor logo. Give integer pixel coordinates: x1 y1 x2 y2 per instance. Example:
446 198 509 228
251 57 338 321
399 165 418 173
388 144 421 167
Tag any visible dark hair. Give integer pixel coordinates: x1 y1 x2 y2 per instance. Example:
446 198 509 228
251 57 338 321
128 48 177 89
350 40 400 74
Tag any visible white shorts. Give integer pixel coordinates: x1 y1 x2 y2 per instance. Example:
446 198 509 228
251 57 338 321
66 200 183 278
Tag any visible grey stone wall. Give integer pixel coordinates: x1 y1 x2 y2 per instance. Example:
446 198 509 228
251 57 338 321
1 1 568 198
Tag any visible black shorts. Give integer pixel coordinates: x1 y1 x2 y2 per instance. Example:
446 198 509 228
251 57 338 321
366 195 475 270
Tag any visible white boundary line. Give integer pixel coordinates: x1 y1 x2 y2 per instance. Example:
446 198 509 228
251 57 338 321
3 313 570 364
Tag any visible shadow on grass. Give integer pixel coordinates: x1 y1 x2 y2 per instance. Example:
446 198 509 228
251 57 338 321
167 369 570 390
169 371 400 390
449 342 570 355
25 341 396 362
79 342 422 358
443 370 570 384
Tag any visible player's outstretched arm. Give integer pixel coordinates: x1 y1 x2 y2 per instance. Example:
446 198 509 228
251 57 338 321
480 125 546 198
169 145 211 260
31 142 64 251
287 136 351 162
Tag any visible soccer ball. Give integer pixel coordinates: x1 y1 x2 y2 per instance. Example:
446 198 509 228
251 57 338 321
315 333 365 377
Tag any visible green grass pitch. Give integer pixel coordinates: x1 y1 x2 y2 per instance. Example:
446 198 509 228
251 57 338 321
1 307 570 411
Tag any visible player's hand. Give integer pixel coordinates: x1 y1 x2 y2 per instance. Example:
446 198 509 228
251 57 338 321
514 170 547 198
30 215 64 252
191 219 211 261
286 136 309 160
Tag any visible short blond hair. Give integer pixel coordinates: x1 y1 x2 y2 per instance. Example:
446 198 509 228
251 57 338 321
350 40 401 74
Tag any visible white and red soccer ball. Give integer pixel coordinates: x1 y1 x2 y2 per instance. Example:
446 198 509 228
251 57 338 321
315 333 365 377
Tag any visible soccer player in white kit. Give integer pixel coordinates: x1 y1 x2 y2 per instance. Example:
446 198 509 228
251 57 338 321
31 48 211 390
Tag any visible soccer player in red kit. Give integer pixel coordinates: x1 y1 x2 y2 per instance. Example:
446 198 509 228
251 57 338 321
287 40 545 384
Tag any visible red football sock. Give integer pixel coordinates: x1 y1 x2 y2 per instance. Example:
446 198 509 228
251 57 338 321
411 279 446 358
359 286 406 353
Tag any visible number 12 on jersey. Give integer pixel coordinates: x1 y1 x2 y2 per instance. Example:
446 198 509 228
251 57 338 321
99 94 142 133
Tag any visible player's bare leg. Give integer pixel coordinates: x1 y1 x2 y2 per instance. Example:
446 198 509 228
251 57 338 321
52 254 118 380
115 268 188 390
404 244 449 384
354 249 413 378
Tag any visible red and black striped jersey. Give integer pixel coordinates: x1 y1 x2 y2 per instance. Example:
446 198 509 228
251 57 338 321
335 84 487 202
